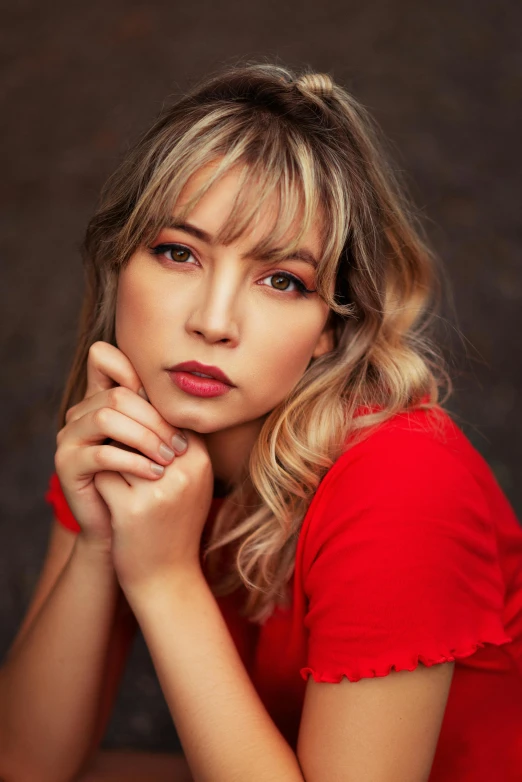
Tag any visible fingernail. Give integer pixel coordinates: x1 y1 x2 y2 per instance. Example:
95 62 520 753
159 443 175 460
172 433 188 453
138 387 149 401
151 463 165 475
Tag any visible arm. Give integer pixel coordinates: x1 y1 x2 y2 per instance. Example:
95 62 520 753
129 570 305 782
0 519 136 782
91 438 306 782
130 571 453 782
297 662 454 781
0 342 189 781
78 750 194 782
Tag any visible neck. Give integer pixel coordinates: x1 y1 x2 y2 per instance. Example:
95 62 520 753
203 416 267 492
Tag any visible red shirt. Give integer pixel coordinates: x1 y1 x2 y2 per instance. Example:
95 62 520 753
45 406 522 780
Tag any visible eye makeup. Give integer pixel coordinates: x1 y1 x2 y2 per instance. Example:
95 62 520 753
149 242 317 298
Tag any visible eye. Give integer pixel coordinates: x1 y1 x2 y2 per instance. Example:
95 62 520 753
150 243 196 264
148 244 316 297
260 271 314 297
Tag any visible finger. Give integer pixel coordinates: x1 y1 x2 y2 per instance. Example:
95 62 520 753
68 407 182 470
93 470 129 511
85 341 145 401
65 387 188 457
119 470 140 487
67 442 167 482
108 456 142 487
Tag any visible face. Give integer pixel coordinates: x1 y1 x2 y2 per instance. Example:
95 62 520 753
115 163 334 446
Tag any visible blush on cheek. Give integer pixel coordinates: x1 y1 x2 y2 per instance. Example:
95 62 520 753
114 289 146 370
251 339 317 402
115 265 156 342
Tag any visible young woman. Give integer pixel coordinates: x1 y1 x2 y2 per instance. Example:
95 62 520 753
1 63 521 782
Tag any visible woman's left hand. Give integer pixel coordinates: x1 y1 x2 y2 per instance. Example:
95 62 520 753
93 430 214 599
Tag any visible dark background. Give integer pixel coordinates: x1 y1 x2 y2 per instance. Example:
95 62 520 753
1 0 520 752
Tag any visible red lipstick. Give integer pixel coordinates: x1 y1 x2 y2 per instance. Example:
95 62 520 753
167 361 234 398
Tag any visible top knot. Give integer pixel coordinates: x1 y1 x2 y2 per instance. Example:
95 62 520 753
295 72 334 99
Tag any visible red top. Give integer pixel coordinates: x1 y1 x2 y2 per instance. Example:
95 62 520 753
45 406 522 780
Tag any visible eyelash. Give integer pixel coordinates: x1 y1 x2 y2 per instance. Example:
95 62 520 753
149 243 316 297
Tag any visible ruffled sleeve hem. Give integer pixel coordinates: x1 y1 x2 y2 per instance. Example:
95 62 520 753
300 630 514 683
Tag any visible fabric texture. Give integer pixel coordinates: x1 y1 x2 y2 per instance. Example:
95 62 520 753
45 472 81 532
299 416 511 683
45 406 522 780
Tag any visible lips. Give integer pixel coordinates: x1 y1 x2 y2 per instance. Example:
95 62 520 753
167 360 234 386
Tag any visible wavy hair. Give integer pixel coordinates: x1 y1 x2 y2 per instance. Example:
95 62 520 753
58 62 451 623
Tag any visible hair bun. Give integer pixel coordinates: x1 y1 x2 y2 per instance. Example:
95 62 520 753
295 72 334 98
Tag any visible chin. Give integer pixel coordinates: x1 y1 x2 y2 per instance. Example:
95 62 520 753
158 404 224 434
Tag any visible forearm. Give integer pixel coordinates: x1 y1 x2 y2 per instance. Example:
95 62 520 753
78 749 194 782
129 570 305 782
0 537 120 782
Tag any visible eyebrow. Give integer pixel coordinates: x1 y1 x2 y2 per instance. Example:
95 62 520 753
162 219 319 269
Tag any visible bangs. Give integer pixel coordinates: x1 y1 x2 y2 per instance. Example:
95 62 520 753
176 150 318 265
123 105 351 310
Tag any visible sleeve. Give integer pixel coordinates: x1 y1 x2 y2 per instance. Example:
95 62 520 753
299 426 513 683
44 472 81 533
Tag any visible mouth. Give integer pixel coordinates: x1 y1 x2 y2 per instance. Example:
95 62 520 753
166 360 235 399
167 360 234 386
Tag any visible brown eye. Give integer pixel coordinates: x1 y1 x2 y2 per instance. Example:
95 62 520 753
150 243 195 264
260 271 311 297
272 274 290 290
167 246 192 263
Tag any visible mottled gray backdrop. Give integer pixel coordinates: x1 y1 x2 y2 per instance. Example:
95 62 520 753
1 0 520 752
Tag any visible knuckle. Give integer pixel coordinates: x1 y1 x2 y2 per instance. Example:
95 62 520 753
201 448 211 464
106 386 127 409
151 485 168 503
54 448 66 472
195 448 211 470
88 341 104 363
93 446 106 466
55 446 74 477
93 407 110 429
175 470 190 491
128 499 147 519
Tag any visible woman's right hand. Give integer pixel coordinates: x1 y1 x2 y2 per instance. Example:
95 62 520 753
54 341 188 548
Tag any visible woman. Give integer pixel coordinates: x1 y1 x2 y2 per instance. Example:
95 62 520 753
1 63 521 782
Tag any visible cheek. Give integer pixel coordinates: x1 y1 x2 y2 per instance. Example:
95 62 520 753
115 272 164 358
250 315 324 390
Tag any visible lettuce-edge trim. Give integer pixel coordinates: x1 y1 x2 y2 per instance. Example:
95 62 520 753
300 633 514 683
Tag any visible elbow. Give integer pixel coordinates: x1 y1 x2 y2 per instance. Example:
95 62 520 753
0 745 94 782
0 672 96 782
0 753 39 782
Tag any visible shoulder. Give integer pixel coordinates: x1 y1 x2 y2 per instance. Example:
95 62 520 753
300 405 495 564
319 405 481 508
338 404 467 473
298 406 511 685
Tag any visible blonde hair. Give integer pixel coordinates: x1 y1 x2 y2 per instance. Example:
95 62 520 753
58 62 451 623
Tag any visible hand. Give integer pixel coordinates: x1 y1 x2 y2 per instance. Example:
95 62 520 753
93 430 214 599
55 341 188 549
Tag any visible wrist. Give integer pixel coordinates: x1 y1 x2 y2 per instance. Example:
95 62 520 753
122 566 206 616
74 532 114 569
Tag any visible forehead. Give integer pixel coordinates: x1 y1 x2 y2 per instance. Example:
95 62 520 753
171 160 325 257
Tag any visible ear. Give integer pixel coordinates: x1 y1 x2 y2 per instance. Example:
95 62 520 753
311 315 335 359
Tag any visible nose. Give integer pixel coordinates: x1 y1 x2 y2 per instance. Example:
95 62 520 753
185 266 241 346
